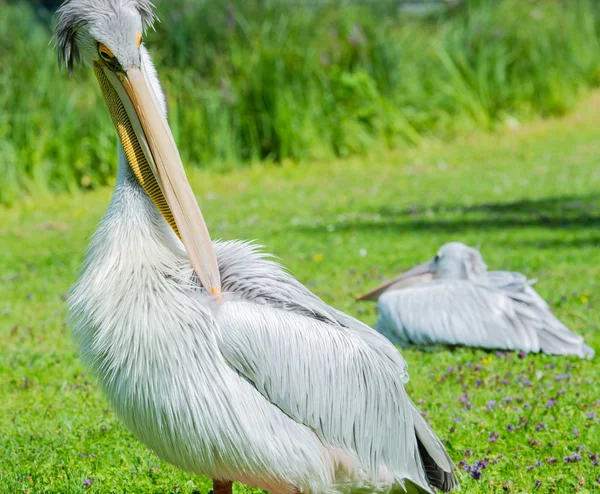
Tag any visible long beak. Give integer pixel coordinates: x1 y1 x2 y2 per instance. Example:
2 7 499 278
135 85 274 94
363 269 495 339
355 259 437 302
94 61 221 295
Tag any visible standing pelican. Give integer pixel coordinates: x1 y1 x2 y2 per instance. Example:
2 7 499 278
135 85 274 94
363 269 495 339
54 1 458 492
357 242 594 358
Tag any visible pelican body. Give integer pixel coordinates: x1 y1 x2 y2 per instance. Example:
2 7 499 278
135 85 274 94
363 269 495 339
357 242 593 358
54 1 457 492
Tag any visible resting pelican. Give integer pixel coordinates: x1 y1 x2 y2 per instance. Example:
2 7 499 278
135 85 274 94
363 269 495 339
357 242 594 358
54 1 458 492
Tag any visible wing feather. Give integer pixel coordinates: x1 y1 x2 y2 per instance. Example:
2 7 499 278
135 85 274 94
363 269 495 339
485 271 593 358
376 280 541 351
214 240 409 379
212 240 458 490
217 301 429 486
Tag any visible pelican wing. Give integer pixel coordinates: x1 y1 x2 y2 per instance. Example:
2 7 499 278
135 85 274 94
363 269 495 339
214 240 409 378
215 300 455 489
485 271 593 358
376 279 542 351
486 270 549 309
486 270 528 291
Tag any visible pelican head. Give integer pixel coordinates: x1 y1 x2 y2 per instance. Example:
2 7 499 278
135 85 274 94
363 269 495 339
356 241 488 301
54 0 221 295
399 242 487 283
433 242 487 279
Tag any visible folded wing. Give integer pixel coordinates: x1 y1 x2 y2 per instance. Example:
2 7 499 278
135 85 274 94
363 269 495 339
486 271 593 358
215 300 456 491
376 280 541 351
214 240 409 379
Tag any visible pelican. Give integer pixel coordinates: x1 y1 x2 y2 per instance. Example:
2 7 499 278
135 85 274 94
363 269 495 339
357 242 594 358
54 1 458 492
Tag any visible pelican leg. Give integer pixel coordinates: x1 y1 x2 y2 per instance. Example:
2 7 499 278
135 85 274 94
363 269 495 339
211 480 233 494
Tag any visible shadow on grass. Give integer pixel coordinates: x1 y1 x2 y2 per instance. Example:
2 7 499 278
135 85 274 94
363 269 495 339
293 193 600 240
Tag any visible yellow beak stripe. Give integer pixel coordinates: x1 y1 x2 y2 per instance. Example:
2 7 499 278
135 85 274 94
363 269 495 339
94 65 180 239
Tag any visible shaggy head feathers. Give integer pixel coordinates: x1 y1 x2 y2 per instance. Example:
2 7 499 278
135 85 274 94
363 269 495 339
54 0 156 72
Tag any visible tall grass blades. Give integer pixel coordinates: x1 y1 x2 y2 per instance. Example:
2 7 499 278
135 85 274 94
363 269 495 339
1 0 600 204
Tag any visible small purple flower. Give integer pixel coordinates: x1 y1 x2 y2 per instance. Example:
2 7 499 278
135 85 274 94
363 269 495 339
518 376 532 387
524 403 532 410
588 412 597 420
83 478 94 487
535 480 542 488
546 399 557 408
507 424 515 432
526 465 535 471
548 457 557 464
457 393 473 410
554 374 570 382
462 459 487 480
518 350 527 359
489 432 499 443
486 400 497 411
573 428 580 437
564 453 582 463
536 423 546 432
463 449 473 457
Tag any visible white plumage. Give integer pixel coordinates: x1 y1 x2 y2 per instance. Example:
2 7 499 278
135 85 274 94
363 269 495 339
358 242 594 358
69 173 456 492
57 1 458 492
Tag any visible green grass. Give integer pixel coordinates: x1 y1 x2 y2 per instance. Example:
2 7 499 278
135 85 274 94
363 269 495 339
3 0 600 204
2 86 600 492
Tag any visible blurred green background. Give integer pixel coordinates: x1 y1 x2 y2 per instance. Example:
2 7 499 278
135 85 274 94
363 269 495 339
2 0 600 205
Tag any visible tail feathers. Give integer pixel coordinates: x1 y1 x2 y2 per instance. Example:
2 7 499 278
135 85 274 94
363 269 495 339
534 317 594 359
411 402 459 492
513 301 594 359
582 344 595 359
539 333 595 359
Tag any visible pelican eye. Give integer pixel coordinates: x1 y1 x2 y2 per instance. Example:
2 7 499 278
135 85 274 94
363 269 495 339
98 43 115 62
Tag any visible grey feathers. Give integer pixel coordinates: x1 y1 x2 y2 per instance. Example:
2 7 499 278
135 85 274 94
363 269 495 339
54 0 156 71
70 177 458 492
371 242 593 358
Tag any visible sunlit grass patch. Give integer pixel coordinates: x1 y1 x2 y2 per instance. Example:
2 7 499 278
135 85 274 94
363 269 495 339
1 89 600 492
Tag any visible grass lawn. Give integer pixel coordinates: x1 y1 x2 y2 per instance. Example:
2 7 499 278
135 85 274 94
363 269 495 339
2 92 600 493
